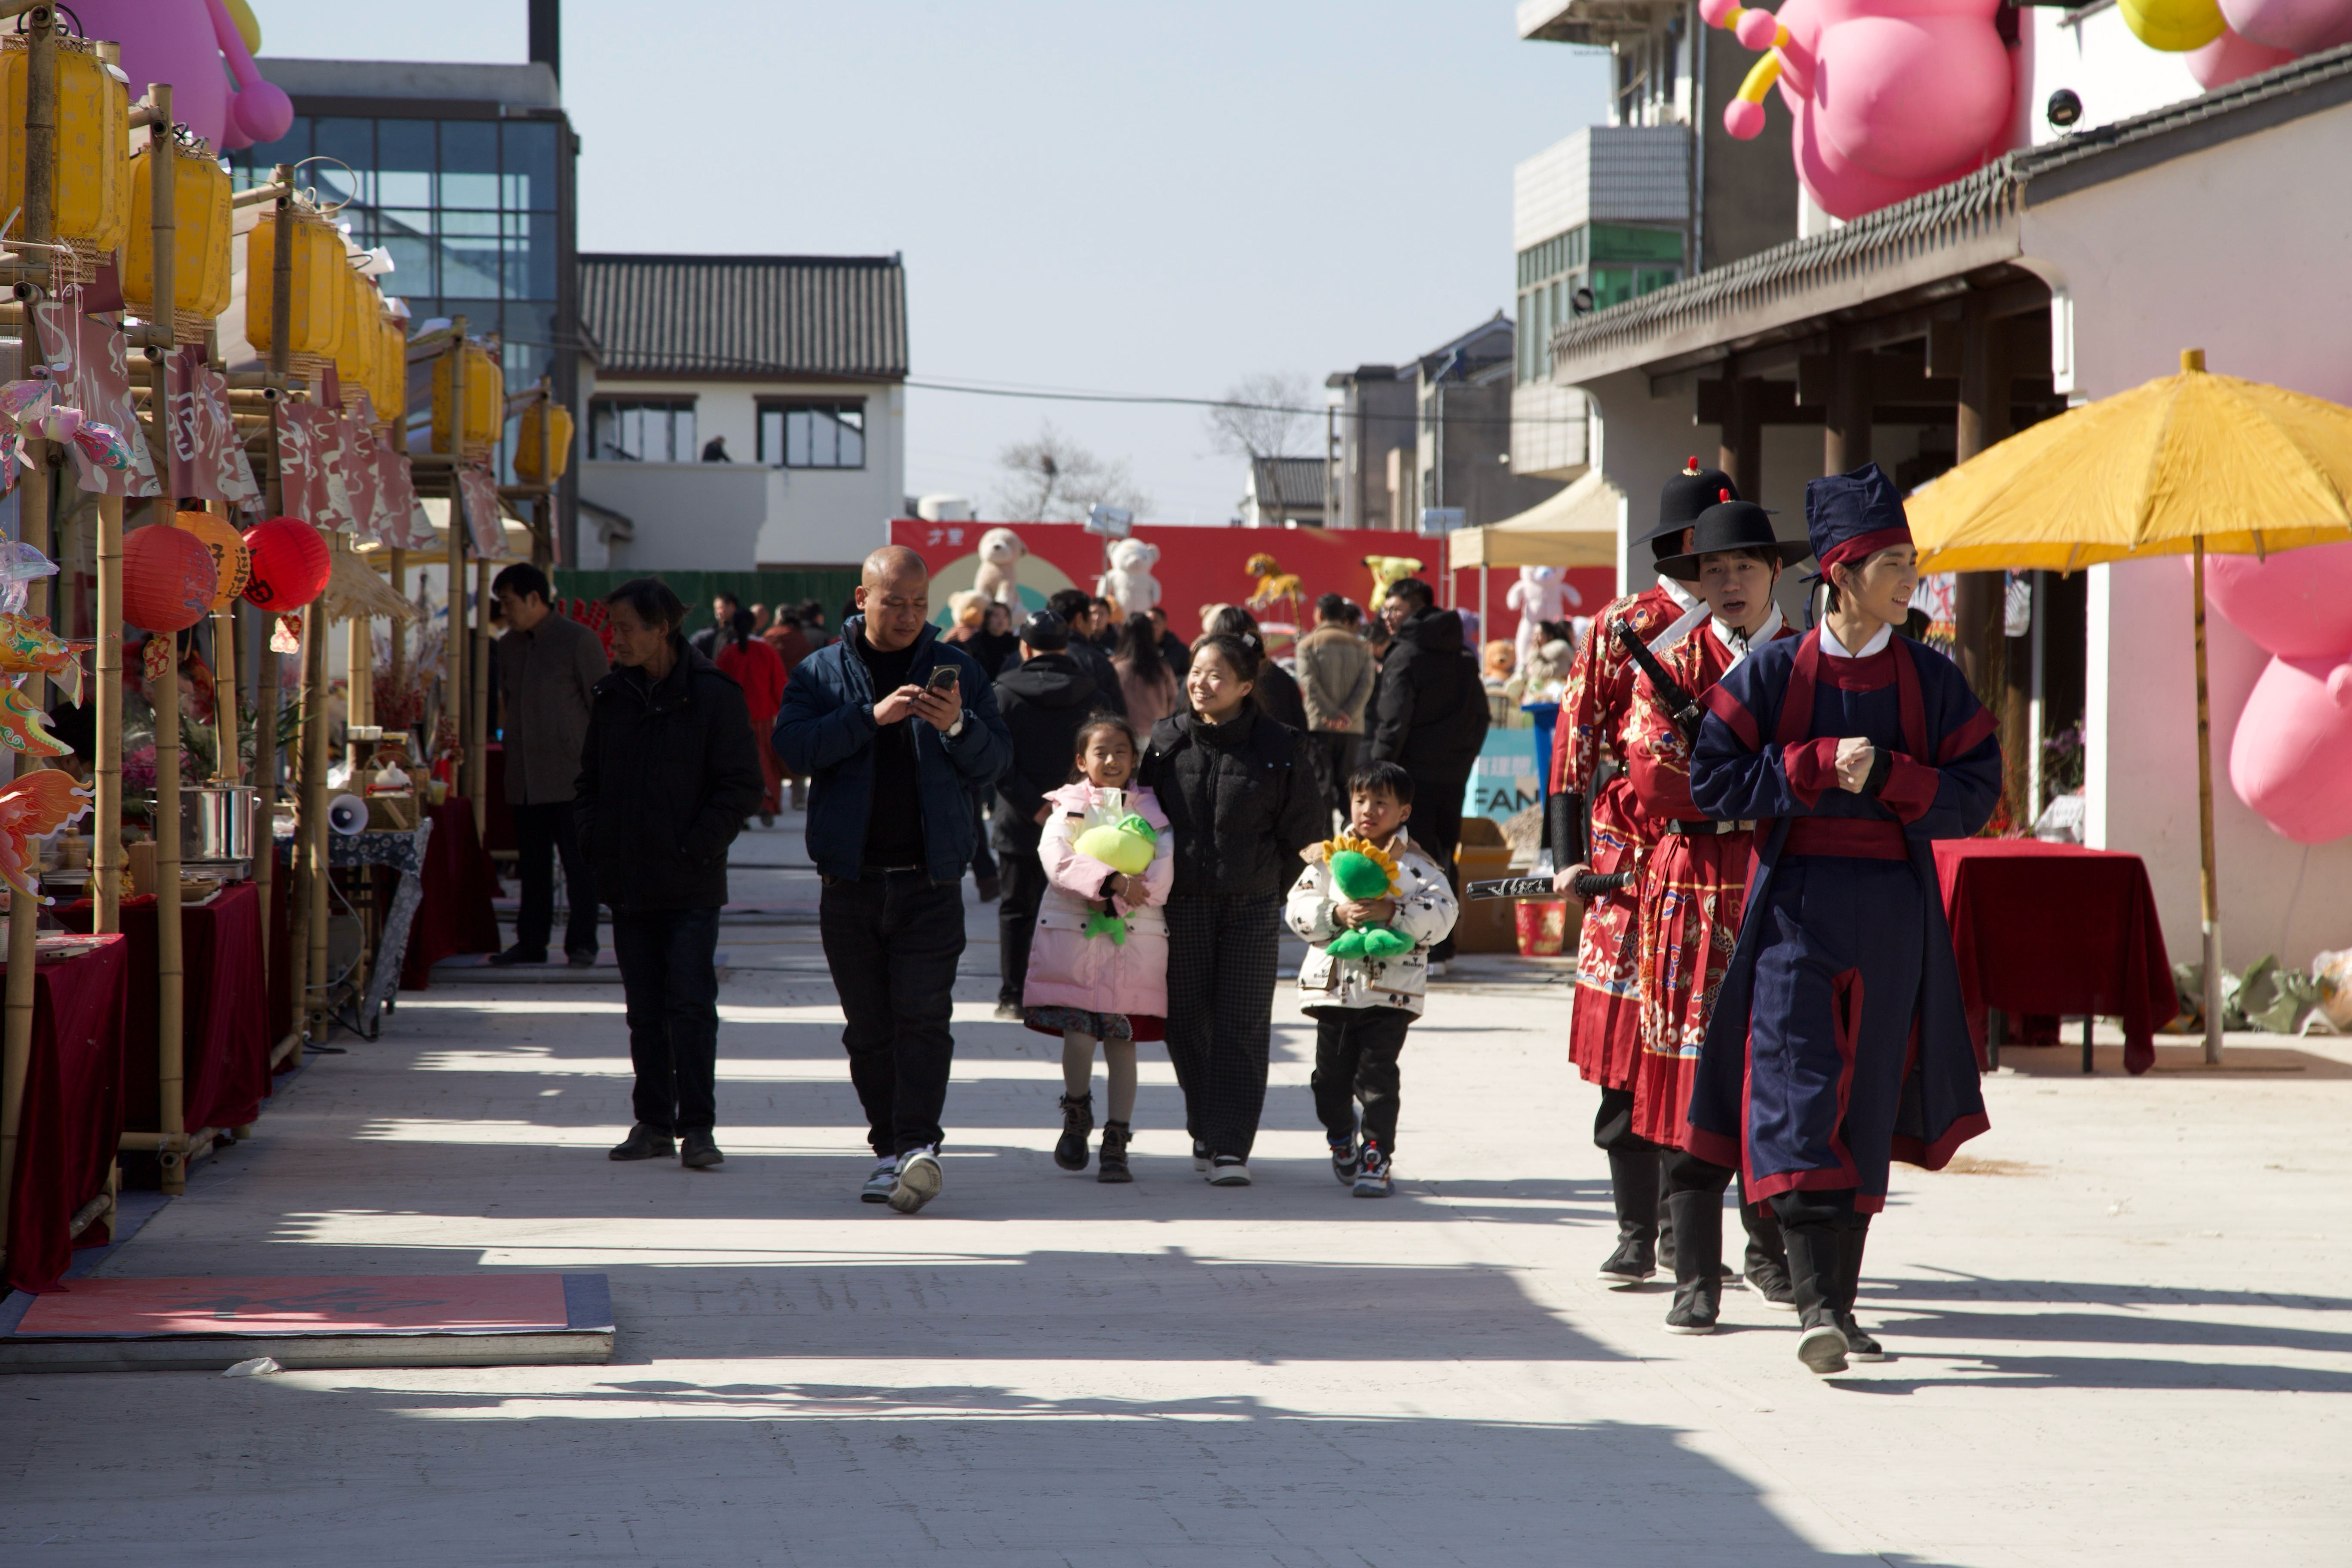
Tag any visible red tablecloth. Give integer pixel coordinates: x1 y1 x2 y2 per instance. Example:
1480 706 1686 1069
400 798 501 989
5 935 129 1294
1934 839 2174 1076
60 882 274 1146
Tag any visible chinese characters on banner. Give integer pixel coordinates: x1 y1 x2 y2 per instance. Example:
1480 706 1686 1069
164 347 260 506
455 463 503 555
31 288 161 498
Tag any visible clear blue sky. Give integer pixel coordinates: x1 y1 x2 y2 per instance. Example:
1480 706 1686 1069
263 2 1611 522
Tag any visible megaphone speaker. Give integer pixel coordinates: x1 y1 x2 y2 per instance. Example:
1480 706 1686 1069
328 793 369 836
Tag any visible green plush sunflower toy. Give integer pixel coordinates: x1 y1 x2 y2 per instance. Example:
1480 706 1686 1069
1320 834 1415 961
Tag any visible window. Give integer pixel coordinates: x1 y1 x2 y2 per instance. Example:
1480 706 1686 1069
758 401 866 469
589 398 696 462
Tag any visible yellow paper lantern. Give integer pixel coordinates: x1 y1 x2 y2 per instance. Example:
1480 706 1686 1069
173 510 252 612
376 312 408 425
431 341 503 456
125 139 233 326
334 264 378 406
0 32 129 261
247 208 348 360
514 402 574 484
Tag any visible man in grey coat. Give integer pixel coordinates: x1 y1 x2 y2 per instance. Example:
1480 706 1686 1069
1294 592 1375 826
492 563 609 966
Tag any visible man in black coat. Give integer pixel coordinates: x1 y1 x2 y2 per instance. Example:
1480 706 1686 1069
1049 588 1128 718
990 610 1112 1018
578 577 764 1171
1367 578 1489 968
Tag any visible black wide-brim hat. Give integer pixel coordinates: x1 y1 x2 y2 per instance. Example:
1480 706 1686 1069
1652 499 1811 579
1633 459 1742 548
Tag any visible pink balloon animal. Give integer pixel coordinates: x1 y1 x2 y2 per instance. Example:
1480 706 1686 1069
2201 540 2352 845
1703 0 2015 221
72 0 291 152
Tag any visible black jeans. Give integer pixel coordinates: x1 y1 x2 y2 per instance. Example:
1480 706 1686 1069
820 870 965 1155
511 799 599 959
1406 771 1466 963
1311 1004 1412 1152
968 791 998 881
1307 731 1359 827
996 829 1047 1006
611 905 722 1134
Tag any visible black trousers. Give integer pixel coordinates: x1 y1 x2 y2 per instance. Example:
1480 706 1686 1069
968 790 998 881
1666 1148 1789 1271
1591 1085 1661 1154
1405 771 1466 963
1310 1004 1412 1152
996 829 1047 1005
511 799 598 959
612 905 721 1134
821 870 965 1156
1164 895 1281 1159
1306 731 1360 825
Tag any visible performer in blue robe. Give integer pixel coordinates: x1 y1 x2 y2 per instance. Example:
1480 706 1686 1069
1684 462 2001 1375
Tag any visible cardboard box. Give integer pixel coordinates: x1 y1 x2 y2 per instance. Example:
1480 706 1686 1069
1452 817 1520 953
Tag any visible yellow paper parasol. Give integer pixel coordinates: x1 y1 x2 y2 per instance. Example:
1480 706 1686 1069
1910 350 2352 1064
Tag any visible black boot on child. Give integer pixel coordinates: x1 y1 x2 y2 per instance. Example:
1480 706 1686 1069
1097 1120 1132 1184
1055 1093 1094 1172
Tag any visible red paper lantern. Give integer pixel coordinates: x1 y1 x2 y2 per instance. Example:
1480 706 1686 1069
241 517 332 611
123 523 219 633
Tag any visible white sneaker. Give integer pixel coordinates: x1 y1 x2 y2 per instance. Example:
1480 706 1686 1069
1426 959 1450 978
1192 1139 1211 1173
859 1156 899 1204
1207 1155 1251 1186
888 1146 944 1213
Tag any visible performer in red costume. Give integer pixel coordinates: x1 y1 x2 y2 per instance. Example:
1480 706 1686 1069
1620 498 1806 1332
1546 462 1719 1286
1686 464 2001 1373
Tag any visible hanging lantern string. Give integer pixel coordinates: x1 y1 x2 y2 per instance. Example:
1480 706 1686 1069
288 156 362 219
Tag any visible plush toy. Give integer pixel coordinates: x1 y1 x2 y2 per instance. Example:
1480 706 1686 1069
1075 813 1158 941
1320 835 1416 961
972 527 1028 609
1363 556 1424 618
1244 551 1303 611
1504 565 1578 670
1099 538 1162 621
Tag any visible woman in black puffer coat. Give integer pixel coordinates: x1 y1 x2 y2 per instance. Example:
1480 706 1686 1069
1139 633 1325 1185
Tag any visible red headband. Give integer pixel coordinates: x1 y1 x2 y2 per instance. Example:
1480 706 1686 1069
1817 525 1912 572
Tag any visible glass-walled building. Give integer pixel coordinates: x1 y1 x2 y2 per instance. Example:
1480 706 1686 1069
231 58 579 547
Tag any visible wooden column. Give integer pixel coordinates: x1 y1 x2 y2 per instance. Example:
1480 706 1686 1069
1716 375 1763 500
1952 296 2027 821
1823 340 1872 477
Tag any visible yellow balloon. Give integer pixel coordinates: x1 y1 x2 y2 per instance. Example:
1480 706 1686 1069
224 0 264 57
2118 0 2223 52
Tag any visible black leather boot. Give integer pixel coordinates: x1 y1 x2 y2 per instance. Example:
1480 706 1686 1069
1831 1215 1883 1360
608 1123 675 1161
1054 1093 1094 1171
1663 1188 1723 1334
1599 1149 1661 1286
1096 1120 1132 1184
1783 1222 1850 1374
1655 1152 1678 1277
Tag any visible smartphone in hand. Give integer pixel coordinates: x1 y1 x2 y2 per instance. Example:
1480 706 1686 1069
925 665 960 696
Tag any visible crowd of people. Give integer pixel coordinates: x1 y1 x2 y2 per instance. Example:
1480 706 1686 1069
498 484 1997 1373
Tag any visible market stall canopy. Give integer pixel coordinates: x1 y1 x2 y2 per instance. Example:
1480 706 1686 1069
1910 358 2352 572
1449 469 1624 569
319 533 420 623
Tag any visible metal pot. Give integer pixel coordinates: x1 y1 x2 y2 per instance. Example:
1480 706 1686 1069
181 784 255 865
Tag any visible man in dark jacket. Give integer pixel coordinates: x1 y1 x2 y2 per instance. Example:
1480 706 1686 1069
1367 579 1489 968
491 563 608 967
989 610 1112 1019
577 577 764 1172
1049 588 1127 718
773 546 1013 1214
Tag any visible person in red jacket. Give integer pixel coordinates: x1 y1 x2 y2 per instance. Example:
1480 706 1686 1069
716 606 789 826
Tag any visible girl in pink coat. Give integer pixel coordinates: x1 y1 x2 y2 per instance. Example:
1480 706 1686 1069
1024 716 1174 1183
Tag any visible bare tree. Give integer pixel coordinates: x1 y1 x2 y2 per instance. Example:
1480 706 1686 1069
993 421 1153 521
1205 371 1316 522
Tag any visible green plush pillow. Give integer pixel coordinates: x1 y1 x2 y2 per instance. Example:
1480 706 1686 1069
1075 813 1158 876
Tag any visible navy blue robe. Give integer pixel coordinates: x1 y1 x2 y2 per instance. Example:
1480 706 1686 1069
1683 628 2000 1211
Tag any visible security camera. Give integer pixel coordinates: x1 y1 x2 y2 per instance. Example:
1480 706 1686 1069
2046 89 2082 129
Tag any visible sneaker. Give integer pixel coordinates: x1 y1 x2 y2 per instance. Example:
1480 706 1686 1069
1352 1144 1392 1198
608 1123 675 1161
565 948 599 968
1054 1093 1093 1172
1597 1236 1657 1287
758 811 776 828
680 1130 724 1169
993 1000 1024 1022
1837 1312 1886 1362
1191 1139 1211 1173
859 1155 900 1204
1206 1155 1251 1186
1328 1136 1360 1185
487 944 548 968
1796 1316 1852 1375
888 1146 944 1213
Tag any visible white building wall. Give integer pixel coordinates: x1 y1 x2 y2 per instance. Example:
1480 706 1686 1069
2021 101 2352 969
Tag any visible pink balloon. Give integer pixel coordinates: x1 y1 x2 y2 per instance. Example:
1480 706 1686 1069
2199 540 2352 660
2216 0 2352 52
232 78 294 145
1737 7 1785 48
73 0 231 150
2188 24 2299 86
1809 0 2013 182
2230 652 2352 843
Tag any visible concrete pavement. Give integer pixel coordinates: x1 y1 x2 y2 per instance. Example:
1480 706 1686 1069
5 814 2349 1565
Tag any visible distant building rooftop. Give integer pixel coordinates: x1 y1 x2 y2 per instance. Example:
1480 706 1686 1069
255 58 561 111
578 253 910 382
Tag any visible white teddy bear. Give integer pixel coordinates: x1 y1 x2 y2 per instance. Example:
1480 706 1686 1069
972 527 1028 608
1099 537 1162 622
1505 564 1579 669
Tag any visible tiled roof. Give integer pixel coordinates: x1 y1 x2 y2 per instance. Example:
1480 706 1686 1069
1249 456 1328 508
1547 42 2352 380
578 253 907 380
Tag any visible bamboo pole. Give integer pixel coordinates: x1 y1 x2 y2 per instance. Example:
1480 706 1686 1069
444 318 468 812
386 547 407 701
470 556 489 839
1 6 59 1259
93 498 122 932
2193 532 2222 1066
255 163 292 983
301 600 329 1039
